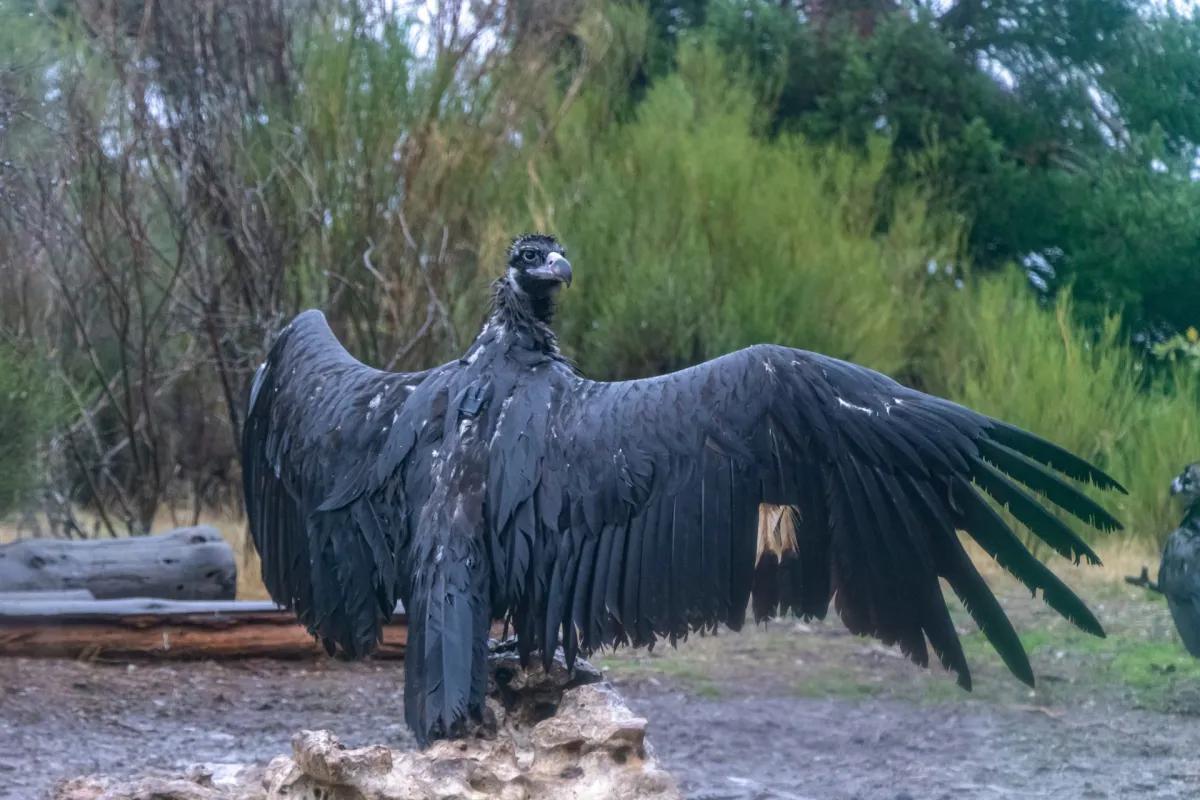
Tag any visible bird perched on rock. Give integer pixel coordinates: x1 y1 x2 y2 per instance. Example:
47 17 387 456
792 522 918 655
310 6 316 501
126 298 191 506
1159 463 1200 656
242 233 1124 745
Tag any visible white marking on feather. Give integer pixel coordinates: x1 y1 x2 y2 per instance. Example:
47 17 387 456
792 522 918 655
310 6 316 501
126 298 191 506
368 393 382 410
435 544 444 563
489 395 516 447
836 397 876 416
763 360 775 375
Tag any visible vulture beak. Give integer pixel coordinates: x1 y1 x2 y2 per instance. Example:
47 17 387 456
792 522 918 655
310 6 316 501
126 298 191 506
1171 476 1184 495
528 252 572 287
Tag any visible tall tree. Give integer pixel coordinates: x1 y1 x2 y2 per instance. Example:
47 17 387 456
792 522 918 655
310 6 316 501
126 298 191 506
653 0 1200 337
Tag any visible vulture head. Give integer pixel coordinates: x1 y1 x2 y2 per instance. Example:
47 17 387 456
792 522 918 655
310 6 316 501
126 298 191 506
507 234 572 297
1170 463 1200 505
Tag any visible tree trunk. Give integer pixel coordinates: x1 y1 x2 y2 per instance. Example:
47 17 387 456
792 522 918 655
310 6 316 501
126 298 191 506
0 527 237 600
0 598 409 660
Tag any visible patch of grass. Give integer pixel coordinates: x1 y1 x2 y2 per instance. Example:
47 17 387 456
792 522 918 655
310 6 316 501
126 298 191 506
790 672 882 700
1108 640 1200 700
596 648 724 698
952 617 1200 713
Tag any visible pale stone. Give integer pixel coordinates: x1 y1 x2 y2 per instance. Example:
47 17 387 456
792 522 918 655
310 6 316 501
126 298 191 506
52 647 680 800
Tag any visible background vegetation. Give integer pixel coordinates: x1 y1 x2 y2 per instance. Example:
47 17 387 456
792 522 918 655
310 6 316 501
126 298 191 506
0 0 1197 549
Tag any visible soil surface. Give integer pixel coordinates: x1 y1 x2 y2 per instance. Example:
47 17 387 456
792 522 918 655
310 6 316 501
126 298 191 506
3 572 1200 800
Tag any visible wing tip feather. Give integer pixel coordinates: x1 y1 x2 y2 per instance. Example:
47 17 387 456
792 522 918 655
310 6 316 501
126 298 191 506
988 421 1127 494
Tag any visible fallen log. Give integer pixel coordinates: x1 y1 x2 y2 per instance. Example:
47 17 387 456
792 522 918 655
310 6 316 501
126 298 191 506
0 598 297 617
0 598 409 660
0 527 237 601
0 589 95 602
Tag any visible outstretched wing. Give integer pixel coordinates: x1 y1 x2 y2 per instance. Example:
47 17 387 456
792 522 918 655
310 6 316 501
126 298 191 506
242 310 432 657
509 344 1124 688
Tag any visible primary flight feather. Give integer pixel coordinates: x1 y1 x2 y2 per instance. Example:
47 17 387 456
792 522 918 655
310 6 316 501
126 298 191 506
242 233 1125 744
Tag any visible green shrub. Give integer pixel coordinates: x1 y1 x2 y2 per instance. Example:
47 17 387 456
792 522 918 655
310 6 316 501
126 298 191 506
0 345 58 517
928 274 1200 546
503 44 956 380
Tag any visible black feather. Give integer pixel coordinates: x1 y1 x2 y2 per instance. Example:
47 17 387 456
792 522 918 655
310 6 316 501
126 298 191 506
986 421 1127 493
977 438 1123 531
970 456 1101 565
952 478 1105 637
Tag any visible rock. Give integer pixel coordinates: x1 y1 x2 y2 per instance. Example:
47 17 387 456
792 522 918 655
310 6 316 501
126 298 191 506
53 764 265 800
52 644 680 800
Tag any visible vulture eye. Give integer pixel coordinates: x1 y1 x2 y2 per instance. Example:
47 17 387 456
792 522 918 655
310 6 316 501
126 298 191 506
521 249 538 263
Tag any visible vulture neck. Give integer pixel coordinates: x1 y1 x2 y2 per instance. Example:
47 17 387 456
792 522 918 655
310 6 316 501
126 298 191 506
486 276 560 355
1184 499 1200 529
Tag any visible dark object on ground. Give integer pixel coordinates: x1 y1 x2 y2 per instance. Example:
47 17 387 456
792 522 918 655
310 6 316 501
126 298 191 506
1126 566 1161 593
1158 463 1200 656
0 527 236 600
0 598 409 660
52 644 679 800
243 232 1125 745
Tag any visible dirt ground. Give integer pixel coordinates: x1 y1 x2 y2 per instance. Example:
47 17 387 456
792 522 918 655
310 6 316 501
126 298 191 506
3 570 1200 800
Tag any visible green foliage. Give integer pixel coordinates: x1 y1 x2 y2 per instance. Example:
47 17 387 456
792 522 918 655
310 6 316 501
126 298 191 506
502 44 956 380
0 344 58 516
658 0 1200 339
1151 328 1200 369
927 274 1200 544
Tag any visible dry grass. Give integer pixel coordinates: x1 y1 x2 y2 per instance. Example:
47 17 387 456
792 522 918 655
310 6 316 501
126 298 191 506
962 536 1160 592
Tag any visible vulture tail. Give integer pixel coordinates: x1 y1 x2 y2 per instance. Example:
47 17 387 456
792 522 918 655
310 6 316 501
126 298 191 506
404 528 490 746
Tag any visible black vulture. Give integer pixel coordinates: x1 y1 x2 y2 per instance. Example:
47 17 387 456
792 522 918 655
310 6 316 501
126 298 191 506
242 233 1125 745
1160 463 1200 656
